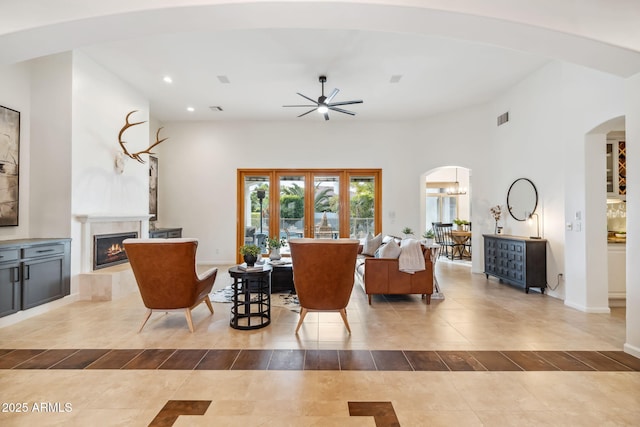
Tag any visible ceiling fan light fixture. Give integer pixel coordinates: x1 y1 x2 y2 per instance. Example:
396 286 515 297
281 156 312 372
283 75 362 119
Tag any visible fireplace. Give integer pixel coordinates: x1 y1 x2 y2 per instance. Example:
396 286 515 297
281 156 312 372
93 232 138 270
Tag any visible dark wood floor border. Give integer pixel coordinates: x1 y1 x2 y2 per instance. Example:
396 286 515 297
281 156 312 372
349 401 400 427
148 400 211 427
0 349 637 372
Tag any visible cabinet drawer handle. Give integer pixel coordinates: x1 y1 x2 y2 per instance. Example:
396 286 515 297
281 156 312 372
36 249 55 253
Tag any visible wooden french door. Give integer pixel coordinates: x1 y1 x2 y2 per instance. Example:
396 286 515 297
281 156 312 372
237 169 381 262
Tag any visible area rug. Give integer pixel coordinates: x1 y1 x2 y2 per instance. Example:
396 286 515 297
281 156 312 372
210 285 299 312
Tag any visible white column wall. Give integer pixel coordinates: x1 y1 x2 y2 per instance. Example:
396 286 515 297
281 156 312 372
559 63 626 312
29 53 73 238
624 72 640 357
70 51 150 294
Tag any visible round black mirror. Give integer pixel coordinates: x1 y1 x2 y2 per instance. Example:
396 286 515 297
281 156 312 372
507 178 538 221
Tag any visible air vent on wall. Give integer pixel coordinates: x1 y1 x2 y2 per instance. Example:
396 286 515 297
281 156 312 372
497 111 509 126
209 106 224 112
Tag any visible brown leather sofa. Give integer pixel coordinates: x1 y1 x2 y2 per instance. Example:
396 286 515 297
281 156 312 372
356 244 434 304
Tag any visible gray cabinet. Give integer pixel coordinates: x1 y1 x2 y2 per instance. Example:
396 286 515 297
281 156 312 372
483 234 547 293
149 228 182 239
0 239 71 317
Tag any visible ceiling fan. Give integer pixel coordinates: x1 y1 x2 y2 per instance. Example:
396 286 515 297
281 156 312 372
283 75 363 120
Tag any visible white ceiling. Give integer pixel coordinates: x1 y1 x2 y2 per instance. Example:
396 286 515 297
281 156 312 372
80 28 550 122
2 1 640 123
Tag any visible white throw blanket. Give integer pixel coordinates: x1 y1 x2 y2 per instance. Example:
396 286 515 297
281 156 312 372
398 238 426 274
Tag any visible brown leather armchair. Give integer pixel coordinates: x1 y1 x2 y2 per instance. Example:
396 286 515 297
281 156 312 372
123 238 217 332
289 238 360 334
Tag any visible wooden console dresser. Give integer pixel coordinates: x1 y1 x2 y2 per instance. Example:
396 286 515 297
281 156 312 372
149 228 182 238
483 234 547 294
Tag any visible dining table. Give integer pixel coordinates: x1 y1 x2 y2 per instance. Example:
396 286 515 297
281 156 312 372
450 230 472 259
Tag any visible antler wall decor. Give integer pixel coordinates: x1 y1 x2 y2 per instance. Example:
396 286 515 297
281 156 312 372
115 110 168 173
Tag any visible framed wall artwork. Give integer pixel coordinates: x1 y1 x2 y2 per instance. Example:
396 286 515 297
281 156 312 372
149 155 158 221
0 105 20 226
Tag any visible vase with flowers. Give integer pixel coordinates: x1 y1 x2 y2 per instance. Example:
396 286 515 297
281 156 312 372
490 205 502 234
267 236 286 261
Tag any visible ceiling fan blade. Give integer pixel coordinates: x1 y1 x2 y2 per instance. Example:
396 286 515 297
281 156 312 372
283 104 317 108
329 106 356 116
298 108 317 118
296 92 318 104
324 112 330 121
326 88 339 103
328 99 363 107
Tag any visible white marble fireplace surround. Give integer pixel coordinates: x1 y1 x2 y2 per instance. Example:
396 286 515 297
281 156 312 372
76 214 151 301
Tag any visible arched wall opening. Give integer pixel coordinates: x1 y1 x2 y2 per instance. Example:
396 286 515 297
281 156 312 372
584 116 626 314
420 166 473 266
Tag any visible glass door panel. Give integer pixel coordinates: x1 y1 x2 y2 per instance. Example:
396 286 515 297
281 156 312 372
313 175 340 238
243 175 270 253
239 169 381 259
349 176 375 239
278 175 305 251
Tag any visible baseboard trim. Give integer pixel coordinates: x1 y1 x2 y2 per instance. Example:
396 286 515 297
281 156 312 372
564 300 611 313
623 343 640 359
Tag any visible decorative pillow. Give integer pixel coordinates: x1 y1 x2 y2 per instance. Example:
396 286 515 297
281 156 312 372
377 240 401 259
362 233 383 256
382 234 402 244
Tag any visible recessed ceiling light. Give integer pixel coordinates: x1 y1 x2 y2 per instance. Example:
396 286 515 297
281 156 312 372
217 75 230 84
390 75 403 83
163 76 173 83
186 107 195 112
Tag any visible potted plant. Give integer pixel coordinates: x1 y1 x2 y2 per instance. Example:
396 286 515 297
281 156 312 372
453 218 468 230
422 228 435 245
267 236 286 261
401 226 414 238
239 244 261 266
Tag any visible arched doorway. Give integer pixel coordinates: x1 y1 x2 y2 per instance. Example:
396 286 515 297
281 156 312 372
584 116 626 312
421 166 472 254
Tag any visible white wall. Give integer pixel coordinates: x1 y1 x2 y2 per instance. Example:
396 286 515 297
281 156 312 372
29 53 73 238
69 51 150 293
0 62 31 239
71 51 150 216
157 111 490 265
624 72 640 357
488 62 566 297
559 63 626 312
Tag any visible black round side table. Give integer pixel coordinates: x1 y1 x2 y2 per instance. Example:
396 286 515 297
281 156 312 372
228 265 272 330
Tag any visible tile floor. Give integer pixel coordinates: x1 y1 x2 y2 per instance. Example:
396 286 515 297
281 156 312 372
0 260 638 426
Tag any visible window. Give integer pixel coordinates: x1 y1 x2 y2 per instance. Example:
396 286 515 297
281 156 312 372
238 169 381 261
426 182 458 227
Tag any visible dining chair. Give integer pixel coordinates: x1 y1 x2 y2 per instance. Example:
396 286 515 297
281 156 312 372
432 223 464 260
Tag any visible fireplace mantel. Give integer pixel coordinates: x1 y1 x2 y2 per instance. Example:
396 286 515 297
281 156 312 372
76 214 153 223
76 214 152 273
